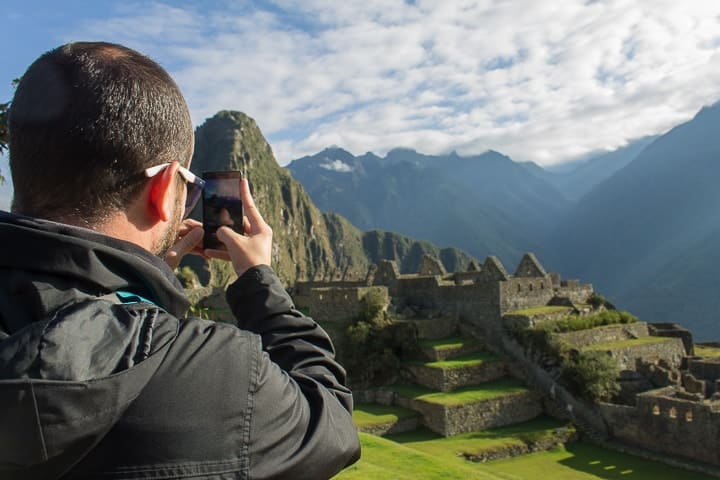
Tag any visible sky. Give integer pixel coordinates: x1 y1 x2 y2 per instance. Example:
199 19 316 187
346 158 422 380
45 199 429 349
2 1 720 209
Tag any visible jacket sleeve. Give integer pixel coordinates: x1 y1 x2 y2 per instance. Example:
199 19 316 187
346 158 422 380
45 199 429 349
226 265 361 480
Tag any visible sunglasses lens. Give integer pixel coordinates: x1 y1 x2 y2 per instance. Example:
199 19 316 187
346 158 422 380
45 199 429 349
184 183 203 218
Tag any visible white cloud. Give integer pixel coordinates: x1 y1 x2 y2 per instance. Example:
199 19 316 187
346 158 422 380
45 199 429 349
319 159 354 173
68 1 720 166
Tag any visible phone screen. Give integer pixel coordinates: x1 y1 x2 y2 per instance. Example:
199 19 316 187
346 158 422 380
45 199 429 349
202 171 243 249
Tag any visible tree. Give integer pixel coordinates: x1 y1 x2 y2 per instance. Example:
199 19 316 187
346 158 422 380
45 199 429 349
0 79 20 184
561 351 621 402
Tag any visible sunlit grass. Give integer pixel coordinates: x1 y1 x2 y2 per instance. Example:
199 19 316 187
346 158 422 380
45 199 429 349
695 345 720 358
507 306 574 316
582 337 674 351
407 351 500 370
388 417 572 459
392 378 529 406
333 430 715 480
419 335 483 351
353 403 418 427
332 432 499 480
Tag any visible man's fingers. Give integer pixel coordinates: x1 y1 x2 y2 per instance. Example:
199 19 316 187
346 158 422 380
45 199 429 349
173 227 203 256
240 178 265 227
204 249 231 261
164 227 203 269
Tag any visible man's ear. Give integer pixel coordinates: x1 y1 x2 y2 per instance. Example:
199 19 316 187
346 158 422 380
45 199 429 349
147 162 180 222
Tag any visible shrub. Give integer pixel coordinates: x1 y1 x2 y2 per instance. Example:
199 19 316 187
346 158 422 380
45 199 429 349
561 351 620 402
357 288 387 323
587 293 616 311
342 292 417 387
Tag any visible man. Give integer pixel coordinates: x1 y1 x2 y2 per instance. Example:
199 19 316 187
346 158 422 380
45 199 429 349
0 42 360 479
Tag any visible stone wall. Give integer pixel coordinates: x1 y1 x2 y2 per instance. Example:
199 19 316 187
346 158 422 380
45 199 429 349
292 285 388 323
499 277 555 313
392 277 503 336
405 315 458 340
687 357 720 395
596 338 686 370
599 387 720 466
649 323 694 355
555 284 594 304
554 322 650 348
395 390 542 436
406 359 508 392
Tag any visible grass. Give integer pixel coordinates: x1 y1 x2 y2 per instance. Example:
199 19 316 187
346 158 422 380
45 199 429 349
695 345 720 358
333 431 715 480
392 378 529 406
388 417 572 459
507 306 573 316
407 351 500 370
332 432 499 480
482 442 715 480
419 335 483 351
352 403 418 428
582 336 674 352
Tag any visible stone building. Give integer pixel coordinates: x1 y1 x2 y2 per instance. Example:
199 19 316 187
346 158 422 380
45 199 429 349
294 252 592 337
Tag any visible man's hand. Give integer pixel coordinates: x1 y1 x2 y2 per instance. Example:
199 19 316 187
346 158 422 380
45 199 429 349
164 218 204 270
205 178 272 277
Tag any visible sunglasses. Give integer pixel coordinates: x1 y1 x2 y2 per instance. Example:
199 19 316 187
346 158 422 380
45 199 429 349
144 162 205 218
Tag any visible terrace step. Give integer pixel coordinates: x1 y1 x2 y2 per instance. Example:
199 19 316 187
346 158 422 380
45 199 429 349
582 336 686 371
352 403 421 437
418 335 486 361
405 351 508 392
396 315 458 340
391 379 543 436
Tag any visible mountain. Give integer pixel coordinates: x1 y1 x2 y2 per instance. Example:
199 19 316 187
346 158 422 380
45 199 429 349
287 148 570 266
543 102 720 340
541 136 657 201
186 111 475 285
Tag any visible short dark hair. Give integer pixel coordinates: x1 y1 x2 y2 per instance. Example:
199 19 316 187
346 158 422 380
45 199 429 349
9 42 193 225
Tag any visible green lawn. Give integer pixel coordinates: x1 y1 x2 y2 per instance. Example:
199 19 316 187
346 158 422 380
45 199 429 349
333 431 715 480
392 378 529 406
419 335 483 351
695 345 720 358
507 306 574 316
582 337 673 352
482 442 715 480
353 403 418 428
333 432 501 480
388 417 572 460
407 351 500 370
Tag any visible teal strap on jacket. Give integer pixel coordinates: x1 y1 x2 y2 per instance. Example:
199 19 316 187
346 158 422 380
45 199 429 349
115 291 157 306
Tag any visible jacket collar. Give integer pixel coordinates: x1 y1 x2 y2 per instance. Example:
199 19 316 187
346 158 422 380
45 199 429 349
0 210 190 318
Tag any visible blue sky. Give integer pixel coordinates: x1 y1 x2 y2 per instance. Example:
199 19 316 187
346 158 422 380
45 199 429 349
3 1 720 208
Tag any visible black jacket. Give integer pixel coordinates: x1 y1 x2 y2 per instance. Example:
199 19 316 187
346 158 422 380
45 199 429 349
0 211 360 479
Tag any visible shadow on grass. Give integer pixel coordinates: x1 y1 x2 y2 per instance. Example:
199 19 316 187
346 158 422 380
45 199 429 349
558 443 715 480
388 416 568 444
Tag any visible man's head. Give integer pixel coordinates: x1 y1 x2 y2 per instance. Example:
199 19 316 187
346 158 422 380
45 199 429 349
9 42 194 246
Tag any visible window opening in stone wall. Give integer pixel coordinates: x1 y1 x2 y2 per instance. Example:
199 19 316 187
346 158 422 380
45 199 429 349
652 405 660 415
685 410 693 422
669 407 677 419
517 284 522 293
540 282 544 289
529 284 533 292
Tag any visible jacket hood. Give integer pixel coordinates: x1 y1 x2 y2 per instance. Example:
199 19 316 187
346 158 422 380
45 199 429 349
0 210 190 322
0 211 184 478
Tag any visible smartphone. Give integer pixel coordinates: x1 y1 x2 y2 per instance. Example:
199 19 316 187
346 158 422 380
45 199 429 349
202 171 244 249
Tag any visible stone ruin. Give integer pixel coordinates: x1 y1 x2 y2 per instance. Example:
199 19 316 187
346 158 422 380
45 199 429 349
292 252 720 470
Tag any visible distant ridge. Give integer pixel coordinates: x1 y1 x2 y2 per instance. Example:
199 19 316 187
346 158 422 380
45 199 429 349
186 111 475 285
544 101 720 340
